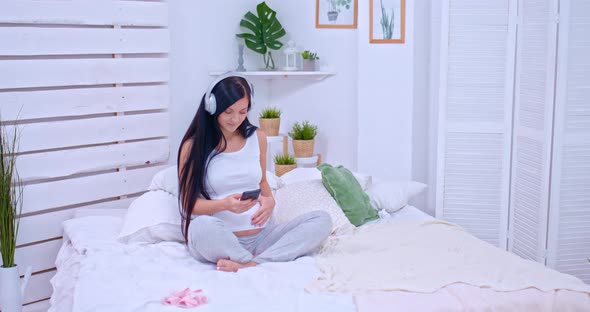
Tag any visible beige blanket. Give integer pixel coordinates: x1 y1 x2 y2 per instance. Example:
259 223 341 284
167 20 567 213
307 220 590 295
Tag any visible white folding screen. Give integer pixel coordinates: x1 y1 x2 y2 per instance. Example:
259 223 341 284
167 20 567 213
547 0 590 284
438 0 590 283
0 0 170 307
436 0 516 248
508 0 558 263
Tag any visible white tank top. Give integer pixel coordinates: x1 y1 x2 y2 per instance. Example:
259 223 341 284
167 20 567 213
205 132 265 231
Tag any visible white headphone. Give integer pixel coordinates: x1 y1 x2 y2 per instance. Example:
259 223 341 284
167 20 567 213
204 72 255 115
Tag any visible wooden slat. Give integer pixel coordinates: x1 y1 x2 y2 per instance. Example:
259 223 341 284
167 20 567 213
17 139 170 181
23 270 56 305
0 85 169 121
22 165 166 214
15 239 63 276
17 197 136 246
23 299 51 312
6 112 169 153
0 1 168 27
0 27 170 56
0 58 169 89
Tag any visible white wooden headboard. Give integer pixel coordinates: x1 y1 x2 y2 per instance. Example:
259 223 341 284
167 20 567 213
0 0 170 307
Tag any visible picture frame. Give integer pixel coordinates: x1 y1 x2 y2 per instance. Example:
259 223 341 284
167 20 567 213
369 0 405 43
316 0 358 29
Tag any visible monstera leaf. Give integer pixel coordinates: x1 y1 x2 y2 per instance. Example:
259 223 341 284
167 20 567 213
236 2 286 69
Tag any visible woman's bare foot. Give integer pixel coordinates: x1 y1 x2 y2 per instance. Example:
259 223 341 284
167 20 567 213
216 259 257 272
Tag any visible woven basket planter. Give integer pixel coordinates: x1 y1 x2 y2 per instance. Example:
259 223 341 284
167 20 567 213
275 164 297 177
292 139 314 157
259 118 280 136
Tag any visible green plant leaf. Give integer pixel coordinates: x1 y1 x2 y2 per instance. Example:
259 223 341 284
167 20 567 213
237 1 286 57
245 40 267 55
236 33 258 41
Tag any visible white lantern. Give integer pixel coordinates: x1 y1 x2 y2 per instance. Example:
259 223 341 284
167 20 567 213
283 40 298 71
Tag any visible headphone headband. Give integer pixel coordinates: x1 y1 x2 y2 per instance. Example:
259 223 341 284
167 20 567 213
204 72 254 115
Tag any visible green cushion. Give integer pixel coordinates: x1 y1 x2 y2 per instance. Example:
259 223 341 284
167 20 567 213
317 163 379 226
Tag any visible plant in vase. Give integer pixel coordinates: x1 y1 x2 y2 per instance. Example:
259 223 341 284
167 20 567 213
301 50 320 71
274 153 296 177
288 120 318 158
0 121 31 312
236 2 286 70
259 106 281 136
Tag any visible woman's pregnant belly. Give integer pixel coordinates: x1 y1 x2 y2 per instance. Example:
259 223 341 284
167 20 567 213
212 202 268 233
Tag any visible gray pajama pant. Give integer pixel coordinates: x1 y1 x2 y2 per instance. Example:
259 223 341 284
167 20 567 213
187 210 332 264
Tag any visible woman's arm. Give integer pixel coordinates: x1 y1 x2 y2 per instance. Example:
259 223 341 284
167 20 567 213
252 129 275 226
178 139 254 215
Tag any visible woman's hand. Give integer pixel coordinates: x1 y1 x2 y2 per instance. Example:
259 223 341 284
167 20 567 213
224 194 256 214
251 195 275 227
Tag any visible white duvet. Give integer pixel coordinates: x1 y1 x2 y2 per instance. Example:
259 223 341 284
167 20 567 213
50 215 355 312
308 219 590 294
50 210 590 312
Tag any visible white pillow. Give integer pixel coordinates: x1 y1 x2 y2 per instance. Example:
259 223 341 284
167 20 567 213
148 165 179 197
366 181 427 213
279 167 372 190
272 180 354 235
149 165 282 195
265 170 283 191
118 190 184 244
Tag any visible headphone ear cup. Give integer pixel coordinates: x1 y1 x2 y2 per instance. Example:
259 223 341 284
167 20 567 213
207 93 217 115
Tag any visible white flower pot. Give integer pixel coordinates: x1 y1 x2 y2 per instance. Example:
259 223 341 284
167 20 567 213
0 265 32 312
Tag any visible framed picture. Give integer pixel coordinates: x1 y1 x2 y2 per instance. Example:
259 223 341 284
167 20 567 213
370 0 405 43
316 0 358 29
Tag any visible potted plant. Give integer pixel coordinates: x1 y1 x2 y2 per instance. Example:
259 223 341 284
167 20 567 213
301 50 319 71
326 0 353 22
0 121 31 311
288 120 318 158
259 106 281 136
274 153 296 177
236 2 286 70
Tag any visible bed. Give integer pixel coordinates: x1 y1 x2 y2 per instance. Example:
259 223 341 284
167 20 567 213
47 168 590 312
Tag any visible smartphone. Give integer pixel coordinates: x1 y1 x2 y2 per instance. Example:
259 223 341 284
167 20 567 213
240 189 261 201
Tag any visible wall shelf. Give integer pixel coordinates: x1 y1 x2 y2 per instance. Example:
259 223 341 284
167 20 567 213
209 71 335 81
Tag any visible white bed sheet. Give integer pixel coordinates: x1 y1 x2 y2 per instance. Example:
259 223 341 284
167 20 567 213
49 206 429 312
51 206 587 312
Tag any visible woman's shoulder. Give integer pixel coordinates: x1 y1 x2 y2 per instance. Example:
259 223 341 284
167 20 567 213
179 139 194 159
181 138 194 150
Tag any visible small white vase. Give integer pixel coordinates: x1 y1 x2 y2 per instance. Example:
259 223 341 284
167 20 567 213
0 265 32 312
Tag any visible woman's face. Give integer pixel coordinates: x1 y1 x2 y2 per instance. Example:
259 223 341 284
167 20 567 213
217 95 249 134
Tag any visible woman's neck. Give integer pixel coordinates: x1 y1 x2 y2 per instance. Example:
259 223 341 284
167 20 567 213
221 129 238 142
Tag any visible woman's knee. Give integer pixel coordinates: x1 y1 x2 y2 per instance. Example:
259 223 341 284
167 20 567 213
308 211 333 238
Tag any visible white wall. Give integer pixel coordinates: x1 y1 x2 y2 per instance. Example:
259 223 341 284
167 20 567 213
411 0 432 213
263 0 359 169
427 1 442 212
169 0 358 169
357 0 415 181
169 0 429 209
168 0 256 161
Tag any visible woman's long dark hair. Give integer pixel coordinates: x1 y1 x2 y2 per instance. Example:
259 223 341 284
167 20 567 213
177 77 257 242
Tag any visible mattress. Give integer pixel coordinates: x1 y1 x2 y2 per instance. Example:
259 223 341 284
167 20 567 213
48 206 589 311
48 206 428 312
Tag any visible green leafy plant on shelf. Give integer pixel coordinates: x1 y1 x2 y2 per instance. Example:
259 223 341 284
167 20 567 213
236 2 286 70
289 121 318 140
301 50 320 60
259 106 281 119
274 153 296 165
